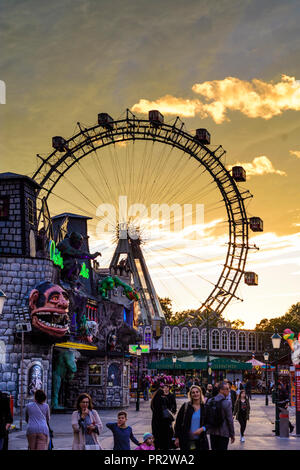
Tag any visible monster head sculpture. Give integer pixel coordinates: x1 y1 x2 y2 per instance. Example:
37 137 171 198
29 282 70 338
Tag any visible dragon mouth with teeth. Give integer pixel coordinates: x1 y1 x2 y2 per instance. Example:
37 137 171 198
29 282 70 338
31 307 70 337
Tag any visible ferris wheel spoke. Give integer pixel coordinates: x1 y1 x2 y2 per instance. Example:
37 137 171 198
144 243 217 290
143 245 203 306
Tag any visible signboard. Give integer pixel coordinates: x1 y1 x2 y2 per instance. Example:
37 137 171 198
296 365 300 413
290 369 296 407
55 341 97 351
129 344 150 354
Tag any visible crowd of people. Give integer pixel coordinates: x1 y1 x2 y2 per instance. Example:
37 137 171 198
0 375 293 451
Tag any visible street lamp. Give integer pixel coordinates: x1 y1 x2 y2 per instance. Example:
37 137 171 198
172 354 177 396
271 331 282 436
206 309 212 385
0 290 7 316
264 352 270 406
136 345 142 412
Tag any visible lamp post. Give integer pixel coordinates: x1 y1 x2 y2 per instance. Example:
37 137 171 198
136 345 142 412
172 354 177 396
264 352 270 406
271 331 282 436
206 309 212 385
0 290 7 316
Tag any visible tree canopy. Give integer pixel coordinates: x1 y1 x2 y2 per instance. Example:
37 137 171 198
255 302 300 334
159 297 223 327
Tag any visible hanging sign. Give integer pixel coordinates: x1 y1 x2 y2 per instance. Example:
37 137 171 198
296 366 300 413
129 344 150 354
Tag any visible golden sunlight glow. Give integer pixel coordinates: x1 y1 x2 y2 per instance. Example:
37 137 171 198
290 150 300 159
132 75 300 123
228 156 286 177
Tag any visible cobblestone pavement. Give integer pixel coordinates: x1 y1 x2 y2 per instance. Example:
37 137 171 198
7 395 300 451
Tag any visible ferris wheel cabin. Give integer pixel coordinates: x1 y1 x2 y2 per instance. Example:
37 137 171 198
98 113 114 130
244 272 258 286
52 136 69 152
249 217 264 232
194 128 211 145
148 110 164 126
232 166 246 182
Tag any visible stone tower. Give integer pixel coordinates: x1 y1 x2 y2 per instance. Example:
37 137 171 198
0 172 40 257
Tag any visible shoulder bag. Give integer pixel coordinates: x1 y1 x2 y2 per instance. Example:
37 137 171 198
84 411 102 450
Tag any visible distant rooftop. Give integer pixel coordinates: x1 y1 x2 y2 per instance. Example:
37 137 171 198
51 212 92 220
0 172 40 189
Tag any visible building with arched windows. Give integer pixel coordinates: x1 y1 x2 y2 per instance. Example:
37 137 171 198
138 322 270 379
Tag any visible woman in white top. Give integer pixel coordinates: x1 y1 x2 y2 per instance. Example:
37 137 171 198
72 393 103 450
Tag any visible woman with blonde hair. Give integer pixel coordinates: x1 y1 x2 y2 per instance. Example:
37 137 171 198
174 385 209 451
72 393 103 450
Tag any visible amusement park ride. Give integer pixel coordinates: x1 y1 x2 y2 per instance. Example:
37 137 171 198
32 108 263 328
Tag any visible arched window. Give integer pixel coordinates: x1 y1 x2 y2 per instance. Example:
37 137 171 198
181 328 189 349
172 327 180 349
248 333 256 352
238 332 246 351
163 327 171 349
229 331 237 351
201 329 207 349
211 329 220 350
191 329 200 349
144 327 152 346
221 331 228 350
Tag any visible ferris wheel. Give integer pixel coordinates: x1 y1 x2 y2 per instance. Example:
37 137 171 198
32 108 262 319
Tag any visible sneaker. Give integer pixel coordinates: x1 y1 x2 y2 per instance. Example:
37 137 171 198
241 437 245 442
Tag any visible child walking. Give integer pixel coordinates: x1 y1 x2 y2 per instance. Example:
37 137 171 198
135 433 155 450
106 411 141 450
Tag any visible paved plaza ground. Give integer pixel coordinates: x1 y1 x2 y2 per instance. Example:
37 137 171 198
7 394 300 451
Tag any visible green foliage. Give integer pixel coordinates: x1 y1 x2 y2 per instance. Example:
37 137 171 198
159 298 223 327
255 302 300 333
159 297 174 323
231 319 245 329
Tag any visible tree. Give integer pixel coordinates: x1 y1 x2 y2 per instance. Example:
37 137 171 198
159 297 224 327
255 302 300 362
255 302 300 334
231 319 245 329
159 297 174 323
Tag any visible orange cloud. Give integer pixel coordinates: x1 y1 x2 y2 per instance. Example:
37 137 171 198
228 156 286 177
132 95 203 118
290 150 300 159
132 75 300 123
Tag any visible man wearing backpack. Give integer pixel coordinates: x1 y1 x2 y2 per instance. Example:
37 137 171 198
205 382 235 450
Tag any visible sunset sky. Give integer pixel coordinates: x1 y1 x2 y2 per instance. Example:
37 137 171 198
1 0 300 328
